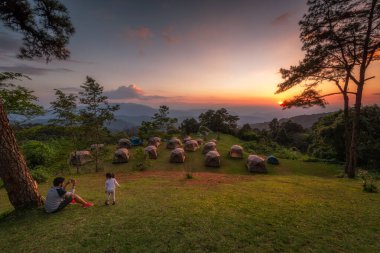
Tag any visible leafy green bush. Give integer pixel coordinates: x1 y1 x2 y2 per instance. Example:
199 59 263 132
243 140 304 160
239 131 260 141
30 166 50 183
133 147 151 171
359 170 378 193
22 140 54 169
16 125 67 142
308 105 380 171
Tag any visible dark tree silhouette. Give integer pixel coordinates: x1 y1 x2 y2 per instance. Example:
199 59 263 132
277 0 380 177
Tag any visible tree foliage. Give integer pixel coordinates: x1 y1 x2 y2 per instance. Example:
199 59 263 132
0 0 75 62
198 108 239 134
0 72 44 118
50 89 78 126
309 105 380 170
79 76 119 128
79 76 119 171
180 118 200 134
151 105 178 133
268 119 308 151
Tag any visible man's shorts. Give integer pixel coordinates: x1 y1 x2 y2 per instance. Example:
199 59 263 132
53 193 73 213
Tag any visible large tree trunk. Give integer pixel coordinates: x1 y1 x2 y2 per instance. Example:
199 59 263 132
0 100 43 209
343 94 351 175
347 85 364 178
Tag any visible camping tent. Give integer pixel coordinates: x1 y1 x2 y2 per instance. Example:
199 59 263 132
118 138 132 149
246 155 267 173
229 145 244 159
70 151 92 166
148 137 161 147
205 151 221 167
170 148 185 163
130 136 142 146
144 145 158 159
183 136 192 143
113 148 130 163
202 142 217 154
166 137 183 149
90 144 104 151
196 138 203 145
184 140 199 152
267 155 279 165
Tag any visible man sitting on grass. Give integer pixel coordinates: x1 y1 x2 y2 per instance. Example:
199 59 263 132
45 177 93 213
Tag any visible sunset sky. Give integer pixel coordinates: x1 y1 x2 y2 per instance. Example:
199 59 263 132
0 0 379 112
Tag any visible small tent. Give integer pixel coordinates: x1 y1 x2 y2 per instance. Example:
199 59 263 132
205 151 221 168
229 145 244 159
118 138 132 149
130 136 142 146
184 140 199 152
202 141 217 154
209 139 217 143
170 148 185 163
90 143 104 151
196 138 203 146
166 137 183 149
144 145 158 159
149 137 161 147
267 155 279 165
113 148 130 164
246 155 267 173
183 136 192 143
70 151 92 166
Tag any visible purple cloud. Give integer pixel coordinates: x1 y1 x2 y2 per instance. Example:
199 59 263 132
272 11 295 26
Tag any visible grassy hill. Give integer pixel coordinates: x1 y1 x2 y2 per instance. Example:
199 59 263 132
0 134 379 252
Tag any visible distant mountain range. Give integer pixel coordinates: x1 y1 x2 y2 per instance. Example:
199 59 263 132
251 113 332 130
15 103 336 131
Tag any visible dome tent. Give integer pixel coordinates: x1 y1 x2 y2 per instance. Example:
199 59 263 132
196 138 203 145
144 145 158 159
202 142 216 154
183 136 192 143
118 138 132 149
113 148 130 163
267 155 279 165
205 150 221 168
246 155 267 173
130 136 142 146
184 140 199 152
70 151 92 166
229 145 244 159
148 137 161 147
166 137 183 149
170 148 186 163
90 143 104 150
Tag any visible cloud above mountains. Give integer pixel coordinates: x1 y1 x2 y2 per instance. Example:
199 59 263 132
104 84 144 99
104 84 167 101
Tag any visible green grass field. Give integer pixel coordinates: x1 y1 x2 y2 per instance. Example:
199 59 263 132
0 134 379 252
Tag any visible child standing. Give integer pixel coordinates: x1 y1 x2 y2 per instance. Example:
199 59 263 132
105 173 120 205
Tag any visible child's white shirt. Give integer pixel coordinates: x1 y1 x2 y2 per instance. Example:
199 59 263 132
105 178 119 192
